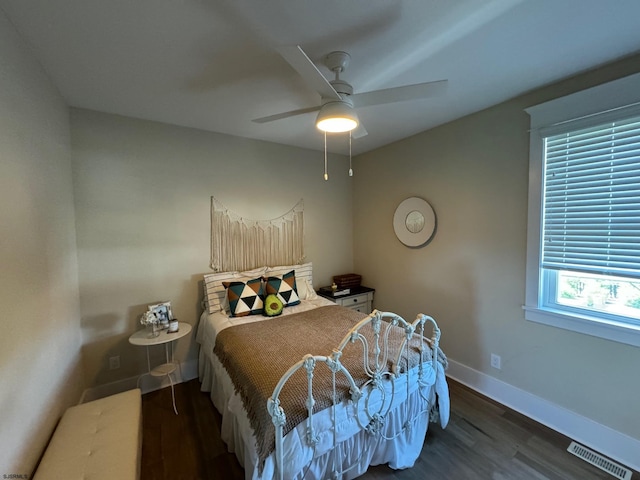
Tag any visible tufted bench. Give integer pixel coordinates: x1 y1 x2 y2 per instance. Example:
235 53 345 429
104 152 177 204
33 388 142 480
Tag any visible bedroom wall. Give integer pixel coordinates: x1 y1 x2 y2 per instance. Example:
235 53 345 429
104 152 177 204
353 54 640 442
0 9 84 476
70 109 354 389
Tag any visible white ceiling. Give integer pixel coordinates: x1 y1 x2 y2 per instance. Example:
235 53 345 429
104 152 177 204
2 0 640 155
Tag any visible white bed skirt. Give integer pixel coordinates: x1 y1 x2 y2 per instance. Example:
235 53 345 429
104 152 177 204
198 346 439 480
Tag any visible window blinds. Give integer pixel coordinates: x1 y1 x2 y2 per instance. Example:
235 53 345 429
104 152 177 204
542 115 640 278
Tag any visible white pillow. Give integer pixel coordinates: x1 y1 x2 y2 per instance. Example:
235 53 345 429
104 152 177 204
266 262 314 300
204 267 267 314
300 277 318 300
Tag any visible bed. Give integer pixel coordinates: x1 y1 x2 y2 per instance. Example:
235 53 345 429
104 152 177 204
196 263 449 480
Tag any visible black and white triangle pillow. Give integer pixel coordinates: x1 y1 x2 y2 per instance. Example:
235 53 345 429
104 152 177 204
265 270 301 307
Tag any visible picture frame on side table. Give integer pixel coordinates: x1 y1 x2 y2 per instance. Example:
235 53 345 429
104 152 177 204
148 301 172 329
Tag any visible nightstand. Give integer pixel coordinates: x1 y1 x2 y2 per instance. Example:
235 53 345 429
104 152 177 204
129 322 191 414
317 286 375 313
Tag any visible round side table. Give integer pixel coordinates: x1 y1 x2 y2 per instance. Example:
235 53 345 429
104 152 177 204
129 322 192 414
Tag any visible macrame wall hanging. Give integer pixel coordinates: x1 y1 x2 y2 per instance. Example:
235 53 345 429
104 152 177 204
210 197 304 272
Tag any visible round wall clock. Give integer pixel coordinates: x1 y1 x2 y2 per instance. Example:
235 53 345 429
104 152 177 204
393 197 436 247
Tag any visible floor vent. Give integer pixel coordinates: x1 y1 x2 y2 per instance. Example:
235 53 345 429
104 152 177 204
567 441 632 480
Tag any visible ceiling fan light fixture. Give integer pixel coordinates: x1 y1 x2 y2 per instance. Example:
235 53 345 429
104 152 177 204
316 101 359 133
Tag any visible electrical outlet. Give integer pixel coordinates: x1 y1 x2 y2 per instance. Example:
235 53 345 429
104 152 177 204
109 356 120 370
491 353 501 370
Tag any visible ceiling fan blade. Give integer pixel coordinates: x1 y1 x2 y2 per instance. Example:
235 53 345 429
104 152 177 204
352 123 368 139
277 45 342 101
252 105 321 124
352 79 447 108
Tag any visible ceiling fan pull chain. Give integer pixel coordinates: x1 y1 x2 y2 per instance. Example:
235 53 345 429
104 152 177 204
324 131 329 181
349 130 353 177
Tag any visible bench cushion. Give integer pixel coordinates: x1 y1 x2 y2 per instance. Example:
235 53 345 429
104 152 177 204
34 389 142 480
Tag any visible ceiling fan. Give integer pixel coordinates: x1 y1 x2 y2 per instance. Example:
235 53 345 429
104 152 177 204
253 45 448 138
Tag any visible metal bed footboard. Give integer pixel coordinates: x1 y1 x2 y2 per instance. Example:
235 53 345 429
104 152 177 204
266 310 442 480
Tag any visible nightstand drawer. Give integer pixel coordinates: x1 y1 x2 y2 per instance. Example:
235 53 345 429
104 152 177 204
336 293 370 307
347 302 368 313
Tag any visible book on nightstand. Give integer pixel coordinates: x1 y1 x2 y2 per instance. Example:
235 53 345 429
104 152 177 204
319 286 351 297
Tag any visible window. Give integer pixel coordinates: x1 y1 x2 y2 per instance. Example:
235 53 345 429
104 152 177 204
524 73 640 347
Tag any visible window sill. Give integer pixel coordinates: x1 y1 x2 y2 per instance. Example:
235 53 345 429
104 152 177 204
523 306 640 347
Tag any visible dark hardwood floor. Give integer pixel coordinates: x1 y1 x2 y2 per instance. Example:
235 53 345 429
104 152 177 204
141 378 637 479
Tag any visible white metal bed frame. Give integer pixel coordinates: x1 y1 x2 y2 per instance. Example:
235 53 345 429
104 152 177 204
267 310 442 480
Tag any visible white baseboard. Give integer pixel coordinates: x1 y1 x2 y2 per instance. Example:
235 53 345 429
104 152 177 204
446 358 640 472
80 358 199 403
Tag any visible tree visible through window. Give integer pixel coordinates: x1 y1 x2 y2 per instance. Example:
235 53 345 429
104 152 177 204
556 271 640 320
